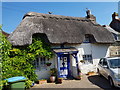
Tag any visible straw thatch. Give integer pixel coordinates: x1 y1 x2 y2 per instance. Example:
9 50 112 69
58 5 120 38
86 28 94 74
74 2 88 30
8 12 115 46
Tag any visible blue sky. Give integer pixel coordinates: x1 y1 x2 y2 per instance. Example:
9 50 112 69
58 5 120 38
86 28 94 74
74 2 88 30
2 2 118 33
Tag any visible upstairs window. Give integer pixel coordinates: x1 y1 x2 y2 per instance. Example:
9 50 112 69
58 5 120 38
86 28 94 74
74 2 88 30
117 34 120 41
84 35 91 43
83 34 96 43
113 33 120 41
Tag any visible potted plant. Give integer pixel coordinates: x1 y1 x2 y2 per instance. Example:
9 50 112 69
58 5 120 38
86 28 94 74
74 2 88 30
76 75 81 80
46 62 52 66
57 78 63 84
50 68 57 83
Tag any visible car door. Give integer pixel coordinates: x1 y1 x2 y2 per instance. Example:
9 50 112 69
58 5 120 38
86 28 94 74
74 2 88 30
98 58 104 75
101 58 109 78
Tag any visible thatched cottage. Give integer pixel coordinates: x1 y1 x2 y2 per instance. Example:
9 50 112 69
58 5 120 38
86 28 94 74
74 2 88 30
8 11 115 79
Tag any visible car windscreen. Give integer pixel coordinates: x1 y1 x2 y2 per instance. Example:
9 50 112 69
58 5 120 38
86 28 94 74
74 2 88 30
108 59 120 68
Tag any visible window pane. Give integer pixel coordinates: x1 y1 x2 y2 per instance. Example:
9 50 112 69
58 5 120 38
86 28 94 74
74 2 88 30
82 54 93 64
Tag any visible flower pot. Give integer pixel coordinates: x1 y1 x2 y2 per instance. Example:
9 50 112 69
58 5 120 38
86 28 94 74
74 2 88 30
39 80 47 84
76 76 81 80
57 78 63 84
87 72 96 76
50 76 56 83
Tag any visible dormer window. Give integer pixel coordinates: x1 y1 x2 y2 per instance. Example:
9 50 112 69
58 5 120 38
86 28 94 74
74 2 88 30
83 35 91 43
117 34 120 41
83 34 96 43
113 33 120 41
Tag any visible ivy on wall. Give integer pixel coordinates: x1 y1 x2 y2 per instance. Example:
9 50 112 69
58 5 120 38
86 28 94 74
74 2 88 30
0 27 54 88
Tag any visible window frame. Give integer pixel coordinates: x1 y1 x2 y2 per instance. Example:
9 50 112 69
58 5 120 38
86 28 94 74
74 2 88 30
34 57 48 71
82 54 93 64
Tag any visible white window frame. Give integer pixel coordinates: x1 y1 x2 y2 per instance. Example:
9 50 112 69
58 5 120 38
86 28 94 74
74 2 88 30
82 54 93 64
34 57 48 71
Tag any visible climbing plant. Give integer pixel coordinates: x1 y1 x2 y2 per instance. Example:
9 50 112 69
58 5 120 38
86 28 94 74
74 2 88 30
1 27 54 89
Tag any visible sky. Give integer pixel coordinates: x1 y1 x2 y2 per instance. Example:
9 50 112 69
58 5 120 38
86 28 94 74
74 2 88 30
2 2 118 33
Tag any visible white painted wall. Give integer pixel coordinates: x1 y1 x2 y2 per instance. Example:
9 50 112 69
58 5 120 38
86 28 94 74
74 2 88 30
35 56 57 80
65 43 110 74
76 43 110 74
70 55 78 78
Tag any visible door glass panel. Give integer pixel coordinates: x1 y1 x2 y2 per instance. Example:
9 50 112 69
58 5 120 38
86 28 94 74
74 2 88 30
60 55 68 78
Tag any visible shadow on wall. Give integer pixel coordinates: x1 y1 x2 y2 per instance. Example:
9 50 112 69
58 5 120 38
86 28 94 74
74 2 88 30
87 75 118 89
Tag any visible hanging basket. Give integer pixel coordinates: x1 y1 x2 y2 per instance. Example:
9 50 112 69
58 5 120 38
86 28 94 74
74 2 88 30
46 63 52 66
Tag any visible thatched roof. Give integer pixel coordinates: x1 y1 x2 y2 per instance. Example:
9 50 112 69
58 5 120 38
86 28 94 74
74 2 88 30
8 12 115 46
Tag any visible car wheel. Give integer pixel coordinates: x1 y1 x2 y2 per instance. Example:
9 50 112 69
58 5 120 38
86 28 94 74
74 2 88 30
97 69 102 77
109 77 115 88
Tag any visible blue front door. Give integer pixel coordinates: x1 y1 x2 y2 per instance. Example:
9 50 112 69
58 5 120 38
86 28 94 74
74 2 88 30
59 54 70 78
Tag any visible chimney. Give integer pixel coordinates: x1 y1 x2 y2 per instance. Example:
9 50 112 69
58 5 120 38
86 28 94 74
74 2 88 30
86 8 96 21
86 8 91 18
112 12 119 20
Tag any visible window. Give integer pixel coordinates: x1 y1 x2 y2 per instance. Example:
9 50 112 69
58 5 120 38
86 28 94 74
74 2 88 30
103 59 107 66
34 57 48 70
99 58 107 66
99 58 103 65
83 54 93 63
113 34 120 41
84 35 91 43
117 34 120 41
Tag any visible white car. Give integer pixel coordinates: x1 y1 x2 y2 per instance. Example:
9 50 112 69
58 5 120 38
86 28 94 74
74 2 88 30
97 57 120 88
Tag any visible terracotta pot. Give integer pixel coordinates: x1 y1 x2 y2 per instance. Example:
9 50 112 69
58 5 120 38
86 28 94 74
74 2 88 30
39 80 47 84
50 76 56 83
77 76 81 80
88 72 96 76
57 78 63 83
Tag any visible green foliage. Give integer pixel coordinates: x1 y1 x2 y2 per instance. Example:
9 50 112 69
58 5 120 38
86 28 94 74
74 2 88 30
1 27 54 89
0 31 11 61
28 35 53 58
50 68 57 76
0 80 8 90
25 80 32 89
